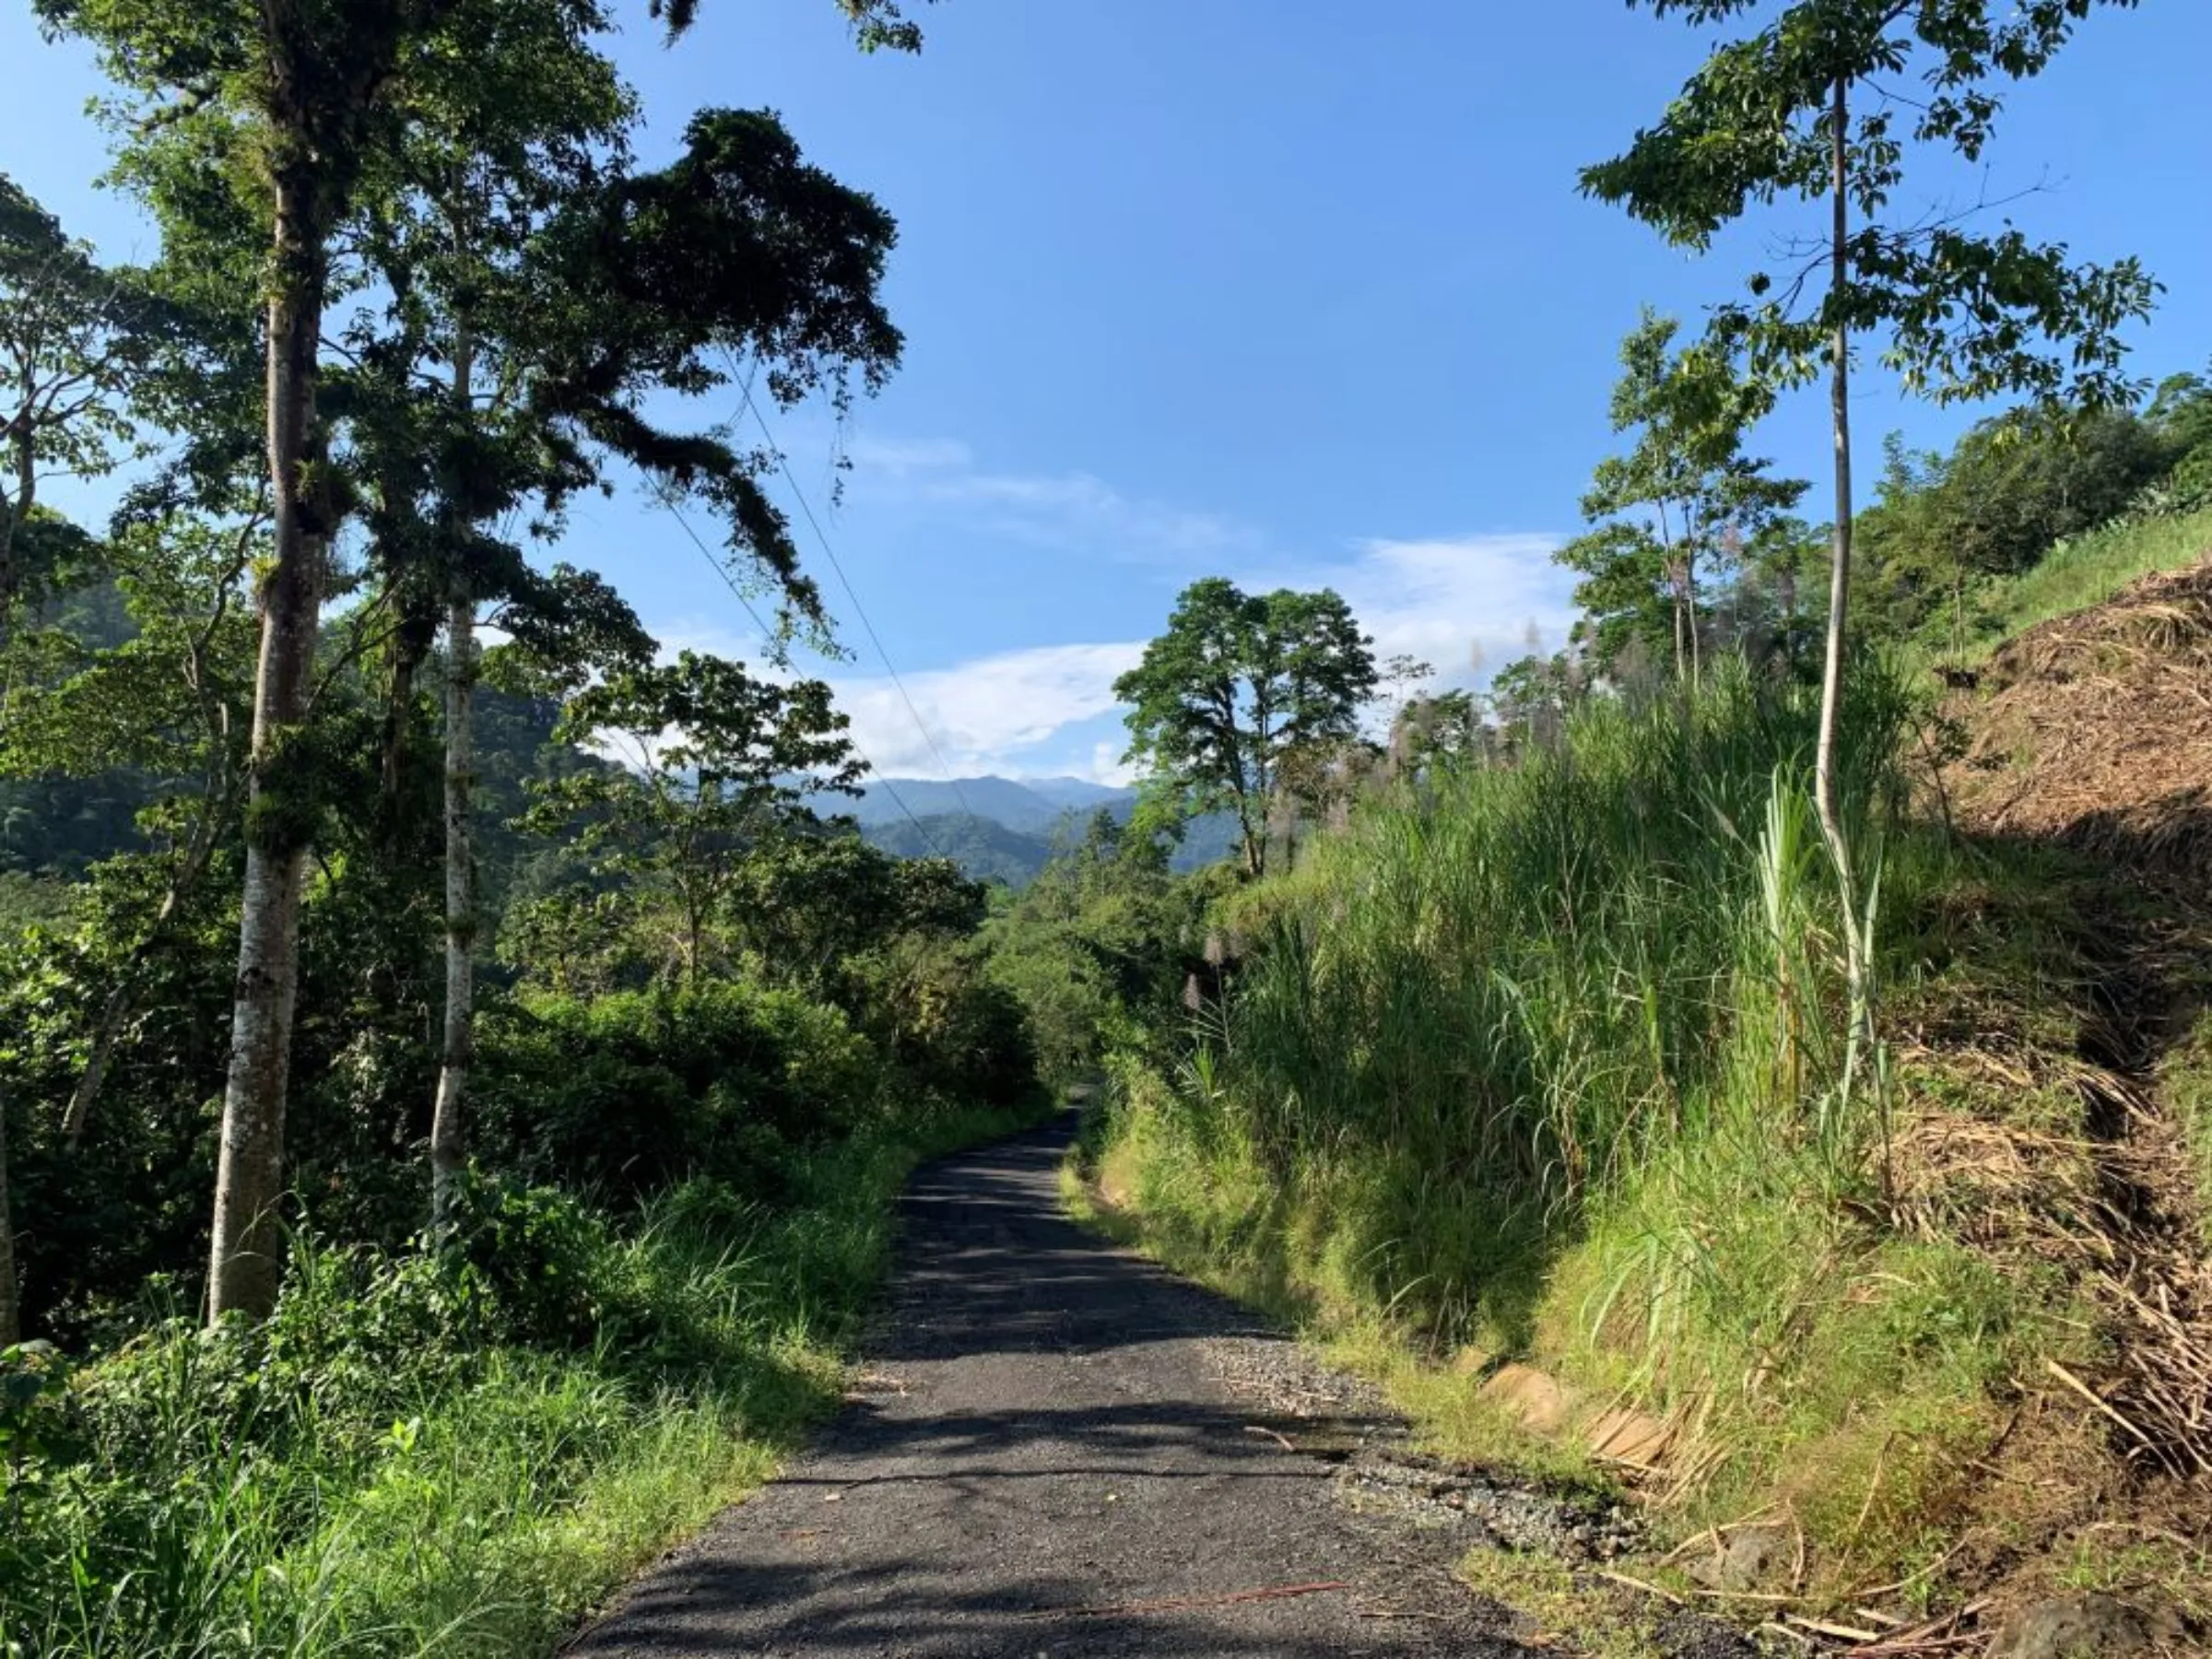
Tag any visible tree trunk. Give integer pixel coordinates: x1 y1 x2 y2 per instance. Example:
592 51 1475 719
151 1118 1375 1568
428 309 477 1234
1 360 36 632
207 175 327 1325
1236 794 1265 879
1816 72 1878 1147
0 1088 18 1347
0 394 26 1337
380 618 429 809
429 586 475 1232
1814 74 1855 885
1684 541 1701 688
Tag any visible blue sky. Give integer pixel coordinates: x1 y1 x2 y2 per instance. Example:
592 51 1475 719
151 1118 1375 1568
5 0 2206 782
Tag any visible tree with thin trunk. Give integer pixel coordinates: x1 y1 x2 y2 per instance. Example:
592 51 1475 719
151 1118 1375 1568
347 30 904 1230
350 95 902 1225
1559 310 1805 685
1583 0 2155 1115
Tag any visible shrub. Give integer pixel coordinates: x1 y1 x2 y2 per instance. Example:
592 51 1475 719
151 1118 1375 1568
847 935 1037 1105
472 981 884 1204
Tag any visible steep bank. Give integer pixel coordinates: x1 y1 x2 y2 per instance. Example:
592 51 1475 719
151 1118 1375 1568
1073 563 2212 1638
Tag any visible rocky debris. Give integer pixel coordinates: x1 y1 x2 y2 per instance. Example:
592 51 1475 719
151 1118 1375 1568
1984 1592 2178 1659
1587 1405 1675 1468
1200 1332 1642 1563
1333 1450 1642 1561
1683 1523 1794 1594
1202 1333 1400 1430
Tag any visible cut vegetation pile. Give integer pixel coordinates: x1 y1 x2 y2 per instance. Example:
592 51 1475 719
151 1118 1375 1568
1938 555 2212 1495
1949 552 2212 880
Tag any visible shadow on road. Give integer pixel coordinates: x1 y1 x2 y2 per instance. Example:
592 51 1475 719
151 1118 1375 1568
567 1117 1528 1658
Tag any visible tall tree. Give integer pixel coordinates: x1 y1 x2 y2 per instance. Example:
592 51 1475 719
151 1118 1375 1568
38 0 922 1318
1114 580 1377 878
335 0 642 1230
1583 0 2154 1103
399 98 900 1225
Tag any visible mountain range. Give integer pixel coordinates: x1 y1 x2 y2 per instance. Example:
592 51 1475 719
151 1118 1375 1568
843 777 1236 886
841 775 1135 833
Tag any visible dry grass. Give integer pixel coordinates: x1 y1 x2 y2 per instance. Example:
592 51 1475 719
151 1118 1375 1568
1932 554 2212 1492
1947 556 2212 881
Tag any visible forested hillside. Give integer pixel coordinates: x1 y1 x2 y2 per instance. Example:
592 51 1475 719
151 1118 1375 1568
855 794 1242 887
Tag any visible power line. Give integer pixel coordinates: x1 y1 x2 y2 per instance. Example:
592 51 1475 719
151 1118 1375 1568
725 351 979 825
649 487 948 859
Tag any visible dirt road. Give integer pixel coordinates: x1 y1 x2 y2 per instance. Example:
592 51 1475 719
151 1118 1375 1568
567 1115 1540 1656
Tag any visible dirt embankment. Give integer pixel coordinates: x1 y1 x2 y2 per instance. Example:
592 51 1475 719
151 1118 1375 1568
1930 555 2212 1575
1947 555 2212 884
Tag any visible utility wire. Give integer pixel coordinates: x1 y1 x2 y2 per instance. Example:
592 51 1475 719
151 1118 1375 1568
725 351 979 825
651 486 947 858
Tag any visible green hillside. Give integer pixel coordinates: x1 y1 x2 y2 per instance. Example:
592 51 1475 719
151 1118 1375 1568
1064 498 2212 1622
862 811 1058 887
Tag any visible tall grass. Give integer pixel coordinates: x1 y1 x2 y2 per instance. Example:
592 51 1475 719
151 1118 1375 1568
1087 660 2065 1581
1161 660 1911 1343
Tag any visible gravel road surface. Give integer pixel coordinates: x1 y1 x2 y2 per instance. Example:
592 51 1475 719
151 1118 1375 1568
567 1115 1543 1657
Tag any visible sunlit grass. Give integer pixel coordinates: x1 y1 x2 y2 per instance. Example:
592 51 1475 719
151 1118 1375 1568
1954 502 2212 660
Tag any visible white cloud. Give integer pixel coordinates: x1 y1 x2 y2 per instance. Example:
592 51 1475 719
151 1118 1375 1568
1313 533 1578 688
646 617 768 665
845 434 974 476
829 640 1145 778
1085 741 1141 789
